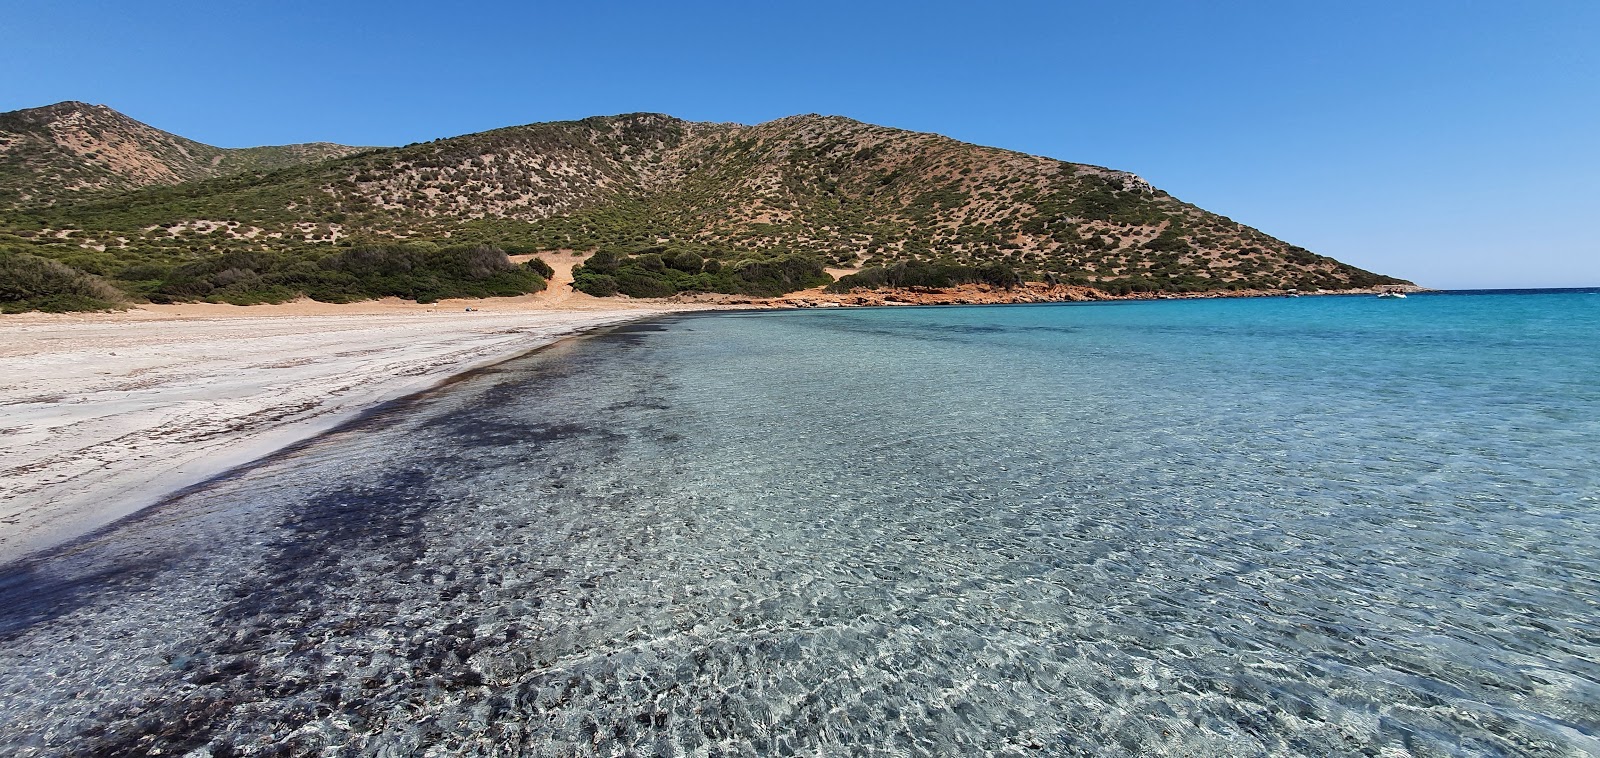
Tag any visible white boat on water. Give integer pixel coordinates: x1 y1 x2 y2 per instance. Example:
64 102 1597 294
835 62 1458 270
1376 291 1407 299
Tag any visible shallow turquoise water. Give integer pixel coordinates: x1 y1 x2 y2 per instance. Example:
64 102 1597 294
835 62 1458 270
1 291 1598 756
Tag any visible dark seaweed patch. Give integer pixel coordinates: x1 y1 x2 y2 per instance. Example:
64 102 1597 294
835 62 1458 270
427 414 622 449
0 556 173 641
69 465 451 753
609 323 671 334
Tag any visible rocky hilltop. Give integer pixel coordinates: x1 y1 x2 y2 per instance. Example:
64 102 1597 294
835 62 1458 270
0 101 368 207
0 103 1408 311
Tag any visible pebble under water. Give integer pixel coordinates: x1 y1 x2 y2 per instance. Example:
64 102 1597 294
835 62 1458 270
2 292 1599 757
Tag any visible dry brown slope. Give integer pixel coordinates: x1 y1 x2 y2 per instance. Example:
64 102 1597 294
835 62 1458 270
0 101 368 207
1 109 1408 295
520 114 1404 291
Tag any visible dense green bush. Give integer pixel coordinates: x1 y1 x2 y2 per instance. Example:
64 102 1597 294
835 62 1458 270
150 244 547 305
729 255 834 296
669 250 703 272
571 247 830 298
523 257 555 278
612 269 677 298
0 249 124 313
575 273 618 296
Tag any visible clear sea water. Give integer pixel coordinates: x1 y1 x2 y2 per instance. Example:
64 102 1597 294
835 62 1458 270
2 290 1598 757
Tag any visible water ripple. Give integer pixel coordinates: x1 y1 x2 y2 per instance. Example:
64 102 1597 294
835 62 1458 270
2 293 1598 756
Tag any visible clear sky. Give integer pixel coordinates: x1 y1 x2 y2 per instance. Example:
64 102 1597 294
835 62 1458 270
4 0 1595 288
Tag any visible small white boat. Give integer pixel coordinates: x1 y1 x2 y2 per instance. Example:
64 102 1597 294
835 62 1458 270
1376 291 1407 299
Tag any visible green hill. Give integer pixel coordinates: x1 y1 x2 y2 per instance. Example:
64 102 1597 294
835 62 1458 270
0 101 369 208
0 105 1407 310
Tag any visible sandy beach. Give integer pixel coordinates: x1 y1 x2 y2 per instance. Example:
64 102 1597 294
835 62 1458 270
0 257 704 564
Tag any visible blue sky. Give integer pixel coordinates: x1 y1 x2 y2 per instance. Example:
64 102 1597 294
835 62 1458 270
4 0 1595 288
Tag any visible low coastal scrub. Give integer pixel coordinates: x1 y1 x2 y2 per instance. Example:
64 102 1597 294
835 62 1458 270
1 243 548 311
146 244 547 305
826 260 1022 293
572 245 831 298
0 248 124 312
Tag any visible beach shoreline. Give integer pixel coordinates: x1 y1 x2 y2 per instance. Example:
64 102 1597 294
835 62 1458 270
0 273 1417 566
0 297 706 566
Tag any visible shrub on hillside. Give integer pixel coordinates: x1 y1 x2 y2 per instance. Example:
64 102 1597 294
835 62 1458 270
0 249 125 313
669 251 703 272
524 257 555 278
150 244 547 305
575 273 618 296
729 255 832 297
570 247 830 298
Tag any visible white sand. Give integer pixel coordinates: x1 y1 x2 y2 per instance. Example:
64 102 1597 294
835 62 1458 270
0 297 692 565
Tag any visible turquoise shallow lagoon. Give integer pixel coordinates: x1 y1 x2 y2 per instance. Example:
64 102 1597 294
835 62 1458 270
2 290 1598 755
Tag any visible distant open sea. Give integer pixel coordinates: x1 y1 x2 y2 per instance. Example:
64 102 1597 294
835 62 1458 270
3 289 1598 756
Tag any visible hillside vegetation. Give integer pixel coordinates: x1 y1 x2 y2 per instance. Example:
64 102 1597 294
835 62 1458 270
0 249 124 313
0 102 367 208
0 103 1407 310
